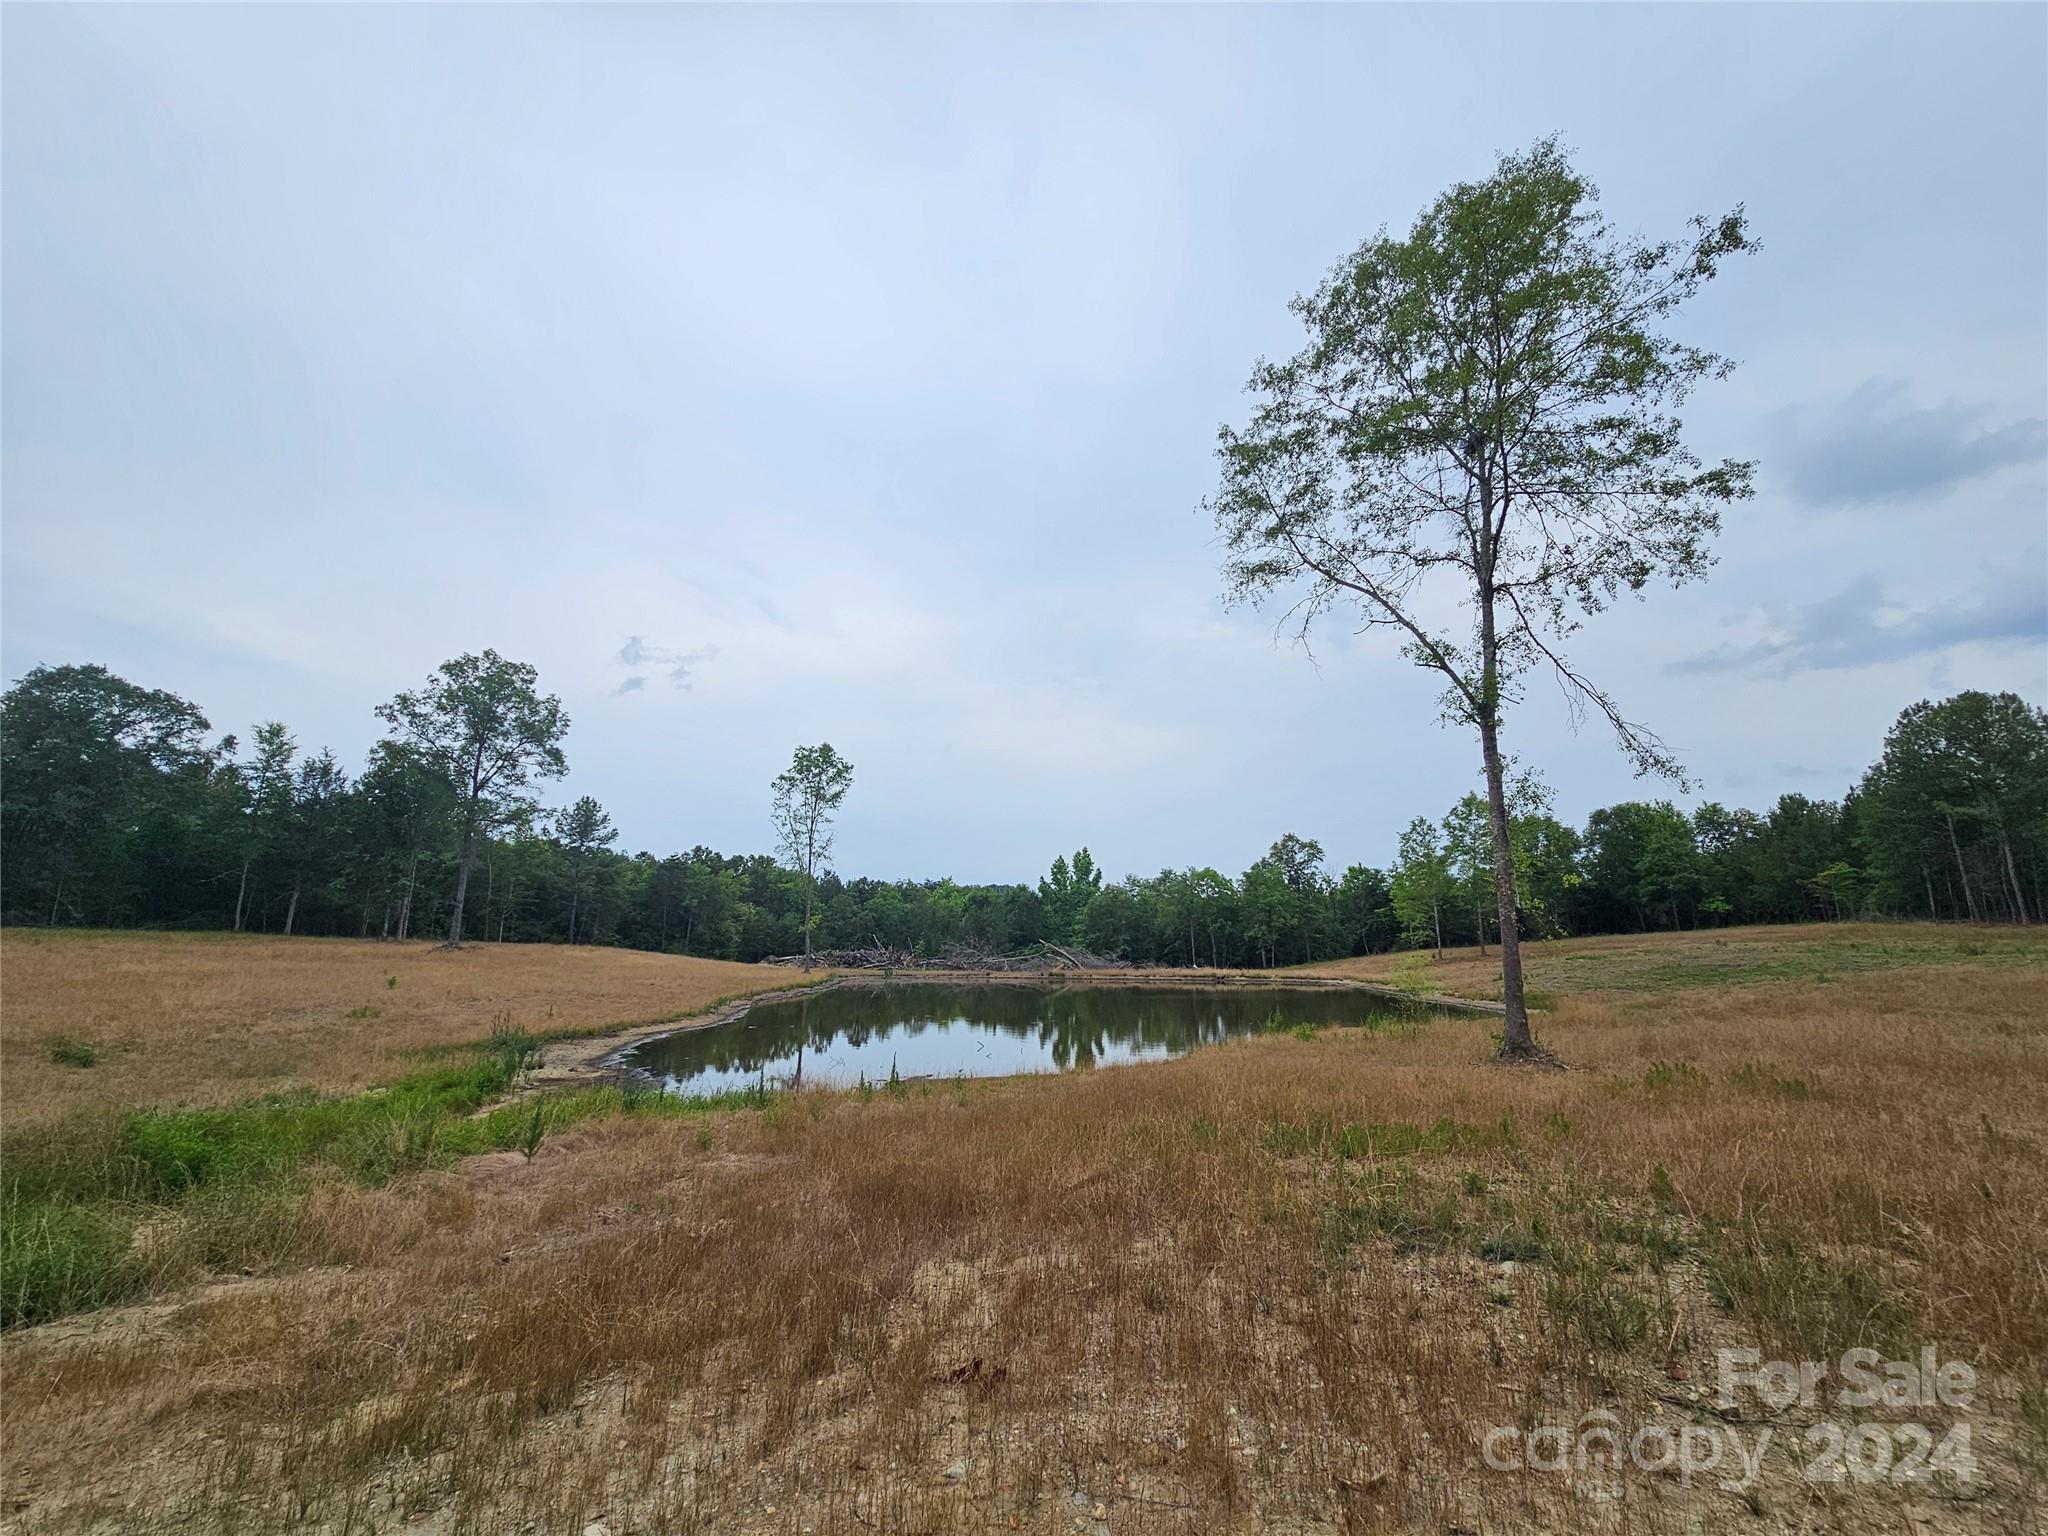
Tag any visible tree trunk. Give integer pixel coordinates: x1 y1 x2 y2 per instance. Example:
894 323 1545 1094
1998 825 2029 925
284 877 300 936
234 858 250 932
801 877 814 971
448 829 477 946
1923 865 1936 922
1945 813 1981 923
1479 715 1534 1057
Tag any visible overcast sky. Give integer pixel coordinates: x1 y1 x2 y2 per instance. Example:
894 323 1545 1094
5 4 2044 883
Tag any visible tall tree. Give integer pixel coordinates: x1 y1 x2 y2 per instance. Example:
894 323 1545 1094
280 749 349 935
1209 139 1754 1057
374 651 569 947
554 795 618 943
1390 816 1453 957
0 663 213 925
1037 847 1104 946
1858 692 2048 923
770 742 855 969
236 722 298 931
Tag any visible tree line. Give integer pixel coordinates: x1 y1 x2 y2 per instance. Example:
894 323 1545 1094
3 657 2039 963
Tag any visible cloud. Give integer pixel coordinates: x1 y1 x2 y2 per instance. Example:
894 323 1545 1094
614 637 717 692
1672 565 2048 677
1771 378 2046 508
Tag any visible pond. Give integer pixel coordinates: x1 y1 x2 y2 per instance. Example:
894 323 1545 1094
622 982 1431 1096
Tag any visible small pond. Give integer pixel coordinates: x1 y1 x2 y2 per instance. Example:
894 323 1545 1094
624 982 1431 1096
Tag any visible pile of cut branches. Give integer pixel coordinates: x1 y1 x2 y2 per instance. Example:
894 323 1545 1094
765 941 1131 972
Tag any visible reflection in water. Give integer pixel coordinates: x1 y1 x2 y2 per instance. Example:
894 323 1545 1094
626 984 1427 1096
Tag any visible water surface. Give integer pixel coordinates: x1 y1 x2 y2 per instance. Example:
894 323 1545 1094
625 982 1426 1096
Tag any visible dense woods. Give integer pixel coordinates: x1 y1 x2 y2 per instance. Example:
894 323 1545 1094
2 660 2042 965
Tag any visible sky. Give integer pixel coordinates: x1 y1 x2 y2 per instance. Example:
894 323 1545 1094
5 3 2044 884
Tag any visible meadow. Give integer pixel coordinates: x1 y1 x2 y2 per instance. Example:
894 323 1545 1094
1 924 2044 1534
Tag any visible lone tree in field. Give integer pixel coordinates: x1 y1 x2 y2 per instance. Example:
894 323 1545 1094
1209 139 1755 1058
375 651 568 947
771 742 854 969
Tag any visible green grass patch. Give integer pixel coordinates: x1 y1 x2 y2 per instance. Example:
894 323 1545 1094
1474 1217 1549 1263
47 1036 98 1068
0 1026 771 1329
1542 1240 1671 1352
1265 1113 1515 1160
1325 1180 1463 1255
1534 928 2048 995
1701 1226 1910 1360
1730 1062 1821 1100
1642 1059 1707 1096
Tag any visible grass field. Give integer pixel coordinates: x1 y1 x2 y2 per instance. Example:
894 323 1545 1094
2 923 2044 1533
0 930 802 1125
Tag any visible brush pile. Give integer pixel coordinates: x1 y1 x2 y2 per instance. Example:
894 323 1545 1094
765 940 1131 972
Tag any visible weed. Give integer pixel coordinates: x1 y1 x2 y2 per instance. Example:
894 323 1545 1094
1648 1164 1679 1213
519 1104 548 1163
345 1006 381 1021
1267 1115 1512 1160
46 1036 97 1068
1475 1218 1548 1263
1731 1062 1820 1100
1543 1241 1667 1352
1701 1226 1909 1359
1326 1182 1463 1255
1643 1060 1706 1095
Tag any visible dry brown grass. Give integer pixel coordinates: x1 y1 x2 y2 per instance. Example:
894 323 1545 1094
0 930 801 1124
3 924 2046 1533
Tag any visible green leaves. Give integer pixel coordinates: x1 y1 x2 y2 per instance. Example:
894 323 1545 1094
1209 137 1756 779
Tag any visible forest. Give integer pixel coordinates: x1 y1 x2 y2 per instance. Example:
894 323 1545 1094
2 660 2041 968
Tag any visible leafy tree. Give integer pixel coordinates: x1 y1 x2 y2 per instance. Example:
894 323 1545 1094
1237 859 1291 968
1186 867 1237 967
770 743 855 969
1333 864 1398 955
1037 847 1103 946
1081 882 1142 959
1857 691 2047 924
374 651 569 947
235 722 298 931
1251 833 1329 963
1755 794 1851 923
0 663 214 925
1441 794 1497 953
1390 816 1453 956
1582 801 1699 931
1209 138 1755 1057
280 749 349 934
553 795 618 943
354 740 457 939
